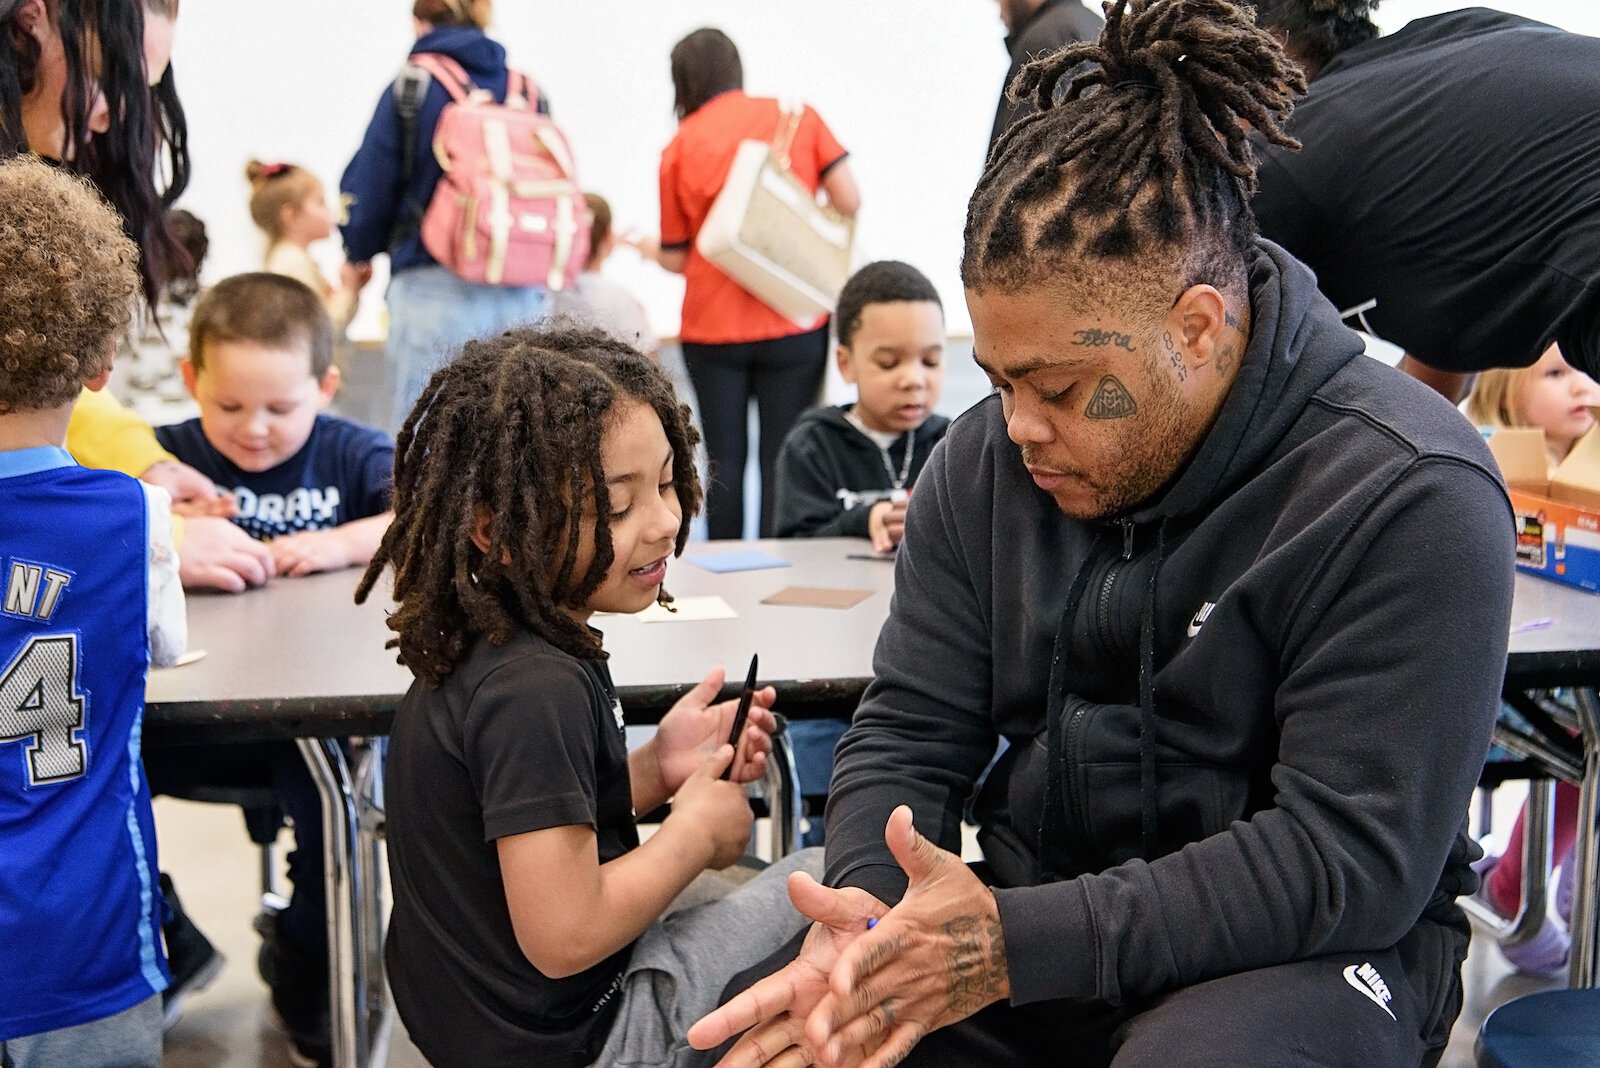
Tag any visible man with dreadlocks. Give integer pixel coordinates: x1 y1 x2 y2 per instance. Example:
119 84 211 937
689 2 1512 1065
1252 1 1600 402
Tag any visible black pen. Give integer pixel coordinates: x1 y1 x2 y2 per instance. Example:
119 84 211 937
721 653 758 781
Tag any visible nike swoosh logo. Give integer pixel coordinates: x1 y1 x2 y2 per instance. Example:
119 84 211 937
1342 965 1396 1020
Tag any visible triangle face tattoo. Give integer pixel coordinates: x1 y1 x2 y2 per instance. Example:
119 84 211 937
1085 375 1138 420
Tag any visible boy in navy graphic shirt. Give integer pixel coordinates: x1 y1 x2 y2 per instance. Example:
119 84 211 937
151 272 392 1064
156 272 392 577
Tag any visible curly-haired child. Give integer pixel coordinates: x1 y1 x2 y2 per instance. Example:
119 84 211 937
0 155 185 1068
358 325 820 1068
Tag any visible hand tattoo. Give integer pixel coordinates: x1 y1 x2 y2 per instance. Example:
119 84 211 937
943 913 1009 1016
1085 375 1138 419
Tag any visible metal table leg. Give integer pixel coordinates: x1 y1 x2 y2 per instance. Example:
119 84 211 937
762 718 802 859
1570 689 1600 988
299 736 391 1068
352 738 393 1065
1461 778 1554 946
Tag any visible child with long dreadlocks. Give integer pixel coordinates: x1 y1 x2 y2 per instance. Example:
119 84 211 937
690 1 1510 1065
357 325 820 1068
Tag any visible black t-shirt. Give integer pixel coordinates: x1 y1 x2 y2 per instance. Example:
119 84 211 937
990 0 1104 153
384 631 639 1068
1252 8 1600 376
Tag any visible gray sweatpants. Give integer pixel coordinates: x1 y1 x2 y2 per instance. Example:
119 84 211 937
0 994 162 1068
595 848 824 1068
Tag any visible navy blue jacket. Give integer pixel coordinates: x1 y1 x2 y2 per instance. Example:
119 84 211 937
340 26 531 272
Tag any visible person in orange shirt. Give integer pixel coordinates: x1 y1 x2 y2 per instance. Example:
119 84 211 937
637 28 860 539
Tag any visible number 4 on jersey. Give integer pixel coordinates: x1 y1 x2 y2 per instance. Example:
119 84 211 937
0 635 87 785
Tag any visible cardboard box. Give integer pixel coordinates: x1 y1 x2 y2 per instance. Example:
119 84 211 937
1486 421 1600 594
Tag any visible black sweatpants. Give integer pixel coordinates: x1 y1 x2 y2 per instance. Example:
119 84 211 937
701 908 1469 1067
682 325 829 540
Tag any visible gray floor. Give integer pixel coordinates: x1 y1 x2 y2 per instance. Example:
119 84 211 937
155 784 1554 1068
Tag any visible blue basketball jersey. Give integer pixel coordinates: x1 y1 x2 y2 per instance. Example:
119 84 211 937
0 452 168 1040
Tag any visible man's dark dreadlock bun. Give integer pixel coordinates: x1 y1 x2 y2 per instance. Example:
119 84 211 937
964 0 1306 291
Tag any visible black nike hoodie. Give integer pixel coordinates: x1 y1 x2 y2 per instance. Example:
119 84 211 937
823 240 1515 1007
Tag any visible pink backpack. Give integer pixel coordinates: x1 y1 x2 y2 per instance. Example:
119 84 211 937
407 53 589 290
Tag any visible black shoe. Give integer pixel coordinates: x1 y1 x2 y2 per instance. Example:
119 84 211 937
257 912 331 1068
159 872 226 1030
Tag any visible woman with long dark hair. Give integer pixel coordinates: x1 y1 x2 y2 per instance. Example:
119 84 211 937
2 0 185 306
640 28 860 540
1 0 274 599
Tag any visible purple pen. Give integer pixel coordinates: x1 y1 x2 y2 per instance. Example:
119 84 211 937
1511 617 1556 634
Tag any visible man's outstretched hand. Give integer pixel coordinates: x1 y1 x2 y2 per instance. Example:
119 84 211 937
689 806 1011 1068
688 870 887 1066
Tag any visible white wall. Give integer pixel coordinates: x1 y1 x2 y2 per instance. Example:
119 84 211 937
171 0 1010 340
169 1 1598 342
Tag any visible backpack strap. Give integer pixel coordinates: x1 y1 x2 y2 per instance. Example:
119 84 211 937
770 100 804 172
389 61 434 248
408 52 476 102
506 69 529 107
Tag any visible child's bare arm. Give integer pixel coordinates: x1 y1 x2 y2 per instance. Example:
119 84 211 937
497 747 752 978
270 512 392 577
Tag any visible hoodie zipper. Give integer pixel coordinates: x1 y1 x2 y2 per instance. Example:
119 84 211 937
1095 519 1136 648
1063 518 1137 869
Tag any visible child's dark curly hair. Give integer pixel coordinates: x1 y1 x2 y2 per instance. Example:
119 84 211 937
356 325 703 687
0 155 140 414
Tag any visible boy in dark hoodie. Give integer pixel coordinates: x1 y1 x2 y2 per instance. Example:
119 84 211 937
773 261 951 552
773 261 951 844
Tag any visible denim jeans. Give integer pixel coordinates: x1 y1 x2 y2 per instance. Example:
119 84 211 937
386 264 551 428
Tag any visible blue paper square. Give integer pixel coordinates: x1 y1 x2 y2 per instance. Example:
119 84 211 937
685 549 792 574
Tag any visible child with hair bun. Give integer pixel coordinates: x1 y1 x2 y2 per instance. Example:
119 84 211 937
246 160 369 335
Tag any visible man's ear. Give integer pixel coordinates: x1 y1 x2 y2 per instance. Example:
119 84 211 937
83 338 115 392
1171 284 1231 376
